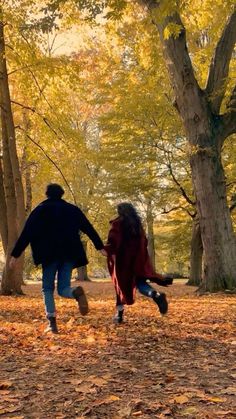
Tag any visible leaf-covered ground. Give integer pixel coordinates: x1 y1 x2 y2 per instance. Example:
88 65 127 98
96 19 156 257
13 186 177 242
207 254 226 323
0 281 235 419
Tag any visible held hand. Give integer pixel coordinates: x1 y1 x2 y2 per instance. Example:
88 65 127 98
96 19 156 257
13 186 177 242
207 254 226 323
100 249 107 257
9 256 17 269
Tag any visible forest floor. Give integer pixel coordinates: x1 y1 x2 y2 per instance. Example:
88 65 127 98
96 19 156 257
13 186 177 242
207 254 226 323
0 280 235 419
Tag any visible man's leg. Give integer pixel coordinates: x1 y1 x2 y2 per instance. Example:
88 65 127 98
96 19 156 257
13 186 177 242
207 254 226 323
42 262 58 333
57 262 89 315
136 278 168 315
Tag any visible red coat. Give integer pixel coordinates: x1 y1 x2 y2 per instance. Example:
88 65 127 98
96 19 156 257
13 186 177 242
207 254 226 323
105 217 167 305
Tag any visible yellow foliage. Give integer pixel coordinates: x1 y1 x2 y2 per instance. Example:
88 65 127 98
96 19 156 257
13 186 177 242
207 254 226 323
163 23 183 40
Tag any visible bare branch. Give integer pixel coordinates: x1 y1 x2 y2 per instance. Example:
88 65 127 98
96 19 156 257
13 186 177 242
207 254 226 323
167 161 196 206
206 9 236 114
10 100 72 151
161 205 196 218
16 126 77 205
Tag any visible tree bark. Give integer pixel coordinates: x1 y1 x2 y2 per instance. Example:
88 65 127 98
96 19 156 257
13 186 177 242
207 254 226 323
77 265 90 281
140 2 236 291
191 145 236 291
0 9 25 294
0 11 25 232
0 114 20 294
0 156 8 253
77 240 90 281
187 218 203 286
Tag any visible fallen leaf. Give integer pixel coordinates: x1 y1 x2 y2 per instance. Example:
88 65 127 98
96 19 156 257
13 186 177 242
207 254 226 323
65 379 83 386
213 411 234 416
0 390 10 395
87 376 108 386
173 395 189 404
206 396 226 403
94 394 120 405
116 405 132 418
180 406 198 415
75 383 95 394
220 386 236 395
0 405 22 414
0 381 13 389
86 335 95 343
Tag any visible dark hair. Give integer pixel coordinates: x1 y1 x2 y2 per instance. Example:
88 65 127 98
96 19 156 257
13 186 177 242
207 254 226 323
117 202 142 238
46 183 64 199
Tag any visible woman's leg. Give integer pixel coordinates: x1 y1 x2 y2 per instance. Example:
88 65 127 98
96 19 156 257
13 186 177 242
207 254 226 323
136 277 157 298
136 277 168 315
113 293 124 324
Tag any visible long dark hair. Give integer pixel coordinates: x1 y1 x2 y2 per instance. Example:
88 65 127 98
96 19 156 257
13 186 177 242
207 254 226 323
117 203 143 238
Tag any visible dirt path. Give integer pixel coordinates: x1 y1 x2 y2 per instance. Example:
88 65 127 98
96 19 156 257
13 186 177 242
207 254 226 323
0 281 235 418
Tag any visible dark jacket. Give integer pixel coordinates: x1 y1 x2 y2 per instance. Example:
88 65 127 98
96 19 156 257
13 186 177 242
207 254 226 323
104 217 171 305
11 198 104 267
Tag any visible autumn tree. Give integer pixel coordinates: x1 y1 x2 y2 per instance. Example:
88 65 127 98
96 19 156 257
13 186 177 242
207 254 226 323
0 5 26 294
135 0 236 292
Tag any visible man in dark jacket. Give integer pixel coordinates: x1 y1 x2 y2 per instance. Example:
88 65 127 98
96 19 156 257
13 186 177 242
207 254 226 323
10 183 106 333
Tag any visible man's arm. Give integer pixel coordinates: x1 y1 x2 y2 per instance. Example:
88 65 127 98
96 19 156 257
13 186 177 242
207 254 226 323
11 208 38 259
77 208 104 250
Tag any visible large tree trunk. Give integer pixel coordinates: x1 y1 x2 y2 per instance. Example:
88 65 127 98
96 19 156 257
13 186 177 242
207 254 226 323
0 11 25 231
187 218 203 286
191 145 236 291
141 2 236 291
0 156 8 253
0 9 25 294
0 115 20 294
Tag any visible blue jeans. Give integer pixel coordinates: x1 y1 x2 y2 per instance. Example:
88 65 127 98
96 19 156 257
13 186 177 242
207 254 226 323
116 278 156 307
136 278 156 298
42 261 75 317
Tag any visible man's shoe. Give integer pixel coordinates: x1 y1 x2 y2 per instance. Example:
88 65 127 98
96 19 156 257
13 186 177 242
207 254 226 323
72 286 89 315
45 316 58 333
153 292 168 315
113 309 124 324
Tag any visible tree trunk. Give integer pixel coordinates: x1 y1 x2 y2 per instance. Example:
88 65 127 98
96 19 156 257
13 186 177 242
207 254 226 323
76 240 90 281
146 198 156 269
77 265 90 281
0 114 20 294
0 156 8 253
187 218 203 286
0 11 25 232
190 146 236 291
0 10 25 294
141 3 236 291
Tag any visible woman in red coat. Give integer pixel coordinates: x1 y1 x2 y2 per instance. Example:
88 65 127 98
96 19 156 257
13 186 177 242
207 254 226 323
105 203 172 323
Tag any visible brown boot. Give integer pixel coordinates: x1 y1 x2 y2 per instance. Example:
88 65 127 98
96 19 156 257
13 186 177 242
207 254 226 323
72 286 89 315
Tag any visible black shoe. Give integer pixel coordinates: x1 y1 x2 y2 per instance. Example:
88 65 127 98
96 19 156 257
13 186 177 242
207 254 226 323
72 286 89 315
45 316 58 333
113 309 124 324
153 292 168 315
